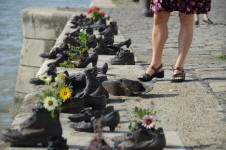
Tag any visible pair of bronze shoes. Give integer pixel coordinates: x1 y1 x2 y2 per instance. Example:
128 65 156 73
70 109 120 132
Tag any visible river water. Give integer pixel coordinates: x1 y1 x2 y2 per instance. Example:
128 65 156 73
0 0 90 140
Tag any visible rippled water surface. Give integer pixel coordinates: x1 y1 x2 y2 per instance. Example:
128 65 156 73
0 0 90 135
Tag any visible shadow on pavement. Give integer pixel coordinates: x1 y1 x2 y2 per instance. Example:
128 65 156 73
202 77 226 81
108 98 125 103
166 144 214 149
141 94 179 99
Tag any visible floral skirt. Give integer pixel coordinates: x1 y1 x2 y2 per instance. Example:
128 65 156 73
150 0 211 14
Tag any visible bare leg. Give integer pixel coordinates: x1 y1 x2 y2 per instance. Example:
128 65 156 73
203 13 208 20
173 13 193 80
145 11 170 76
194 14 199 22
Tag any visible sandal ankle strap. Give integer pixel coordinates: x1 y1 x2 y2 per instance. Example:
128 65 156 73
173 66 184 72
151 64 163 73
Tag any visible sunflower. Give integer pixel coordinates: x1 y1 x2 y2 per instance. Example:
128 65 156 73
39 73 52 84
43 96 58 111
59 87 72 101
142 115 155 129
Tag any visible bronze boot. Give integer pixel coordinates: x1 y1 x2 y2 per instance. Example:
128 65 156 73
2 106 62 147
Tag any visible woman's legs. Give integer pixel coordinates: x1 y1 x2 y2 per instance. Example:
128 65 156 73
145 11 170 75
173 13 194 79
194 14 199 25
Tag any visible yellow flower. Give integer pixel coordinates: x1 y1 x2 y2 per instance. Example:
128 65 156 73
57 72 67 80
59 87 71 101
43 96 58 111
39 73 52 84
55 73 67 84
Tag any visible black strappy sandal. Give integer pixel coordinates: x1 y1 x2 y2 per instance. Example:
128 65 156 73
171 66 185 82
137 64 164 82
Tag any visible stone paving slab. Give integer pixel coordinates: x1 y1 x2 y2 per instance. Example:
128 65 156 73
209 82 226 93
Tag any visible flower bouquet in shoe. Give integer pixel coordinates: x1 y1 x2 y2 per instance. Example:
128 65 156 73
70 8 109 32
48 29 98 68
1 82 73 147
35 81 83 114
1 85 71 147
88 7 107 26
113 104 166 150
1 104 64 147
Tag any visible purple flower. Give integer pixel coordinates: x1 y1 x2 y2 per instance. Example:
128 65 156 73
61 54 68 59
142 115 155 129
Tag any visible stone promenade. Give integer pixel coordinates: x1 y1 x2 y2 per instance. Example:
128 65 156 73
1 0 226 149
102 0 226 149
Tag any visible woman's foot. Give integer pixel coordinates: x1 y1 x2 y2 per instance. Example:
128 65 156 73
137 64 164 82
194 20 199 26
171 66 185 82
203 18 213 24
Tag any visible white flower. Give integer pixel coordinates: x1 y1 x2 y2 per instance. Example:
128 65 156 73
39 73 52 84
142 115 155 129
80 28 87 34
43 96 58 111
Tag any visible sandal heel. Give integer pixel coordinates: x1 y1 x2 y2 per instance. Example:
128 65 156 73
138 64 164 82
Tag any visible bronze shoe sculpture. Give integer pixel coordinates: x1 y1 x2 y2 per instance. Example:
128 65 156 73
102 78 150 96
70 110 120 132
109 49 135 65
68 106 114 123
2 105 62 147
113 124 166 150
47 136 69 150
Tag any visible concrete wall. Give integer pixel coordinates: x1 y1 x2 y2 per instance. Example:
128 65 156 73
14 7 78 99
